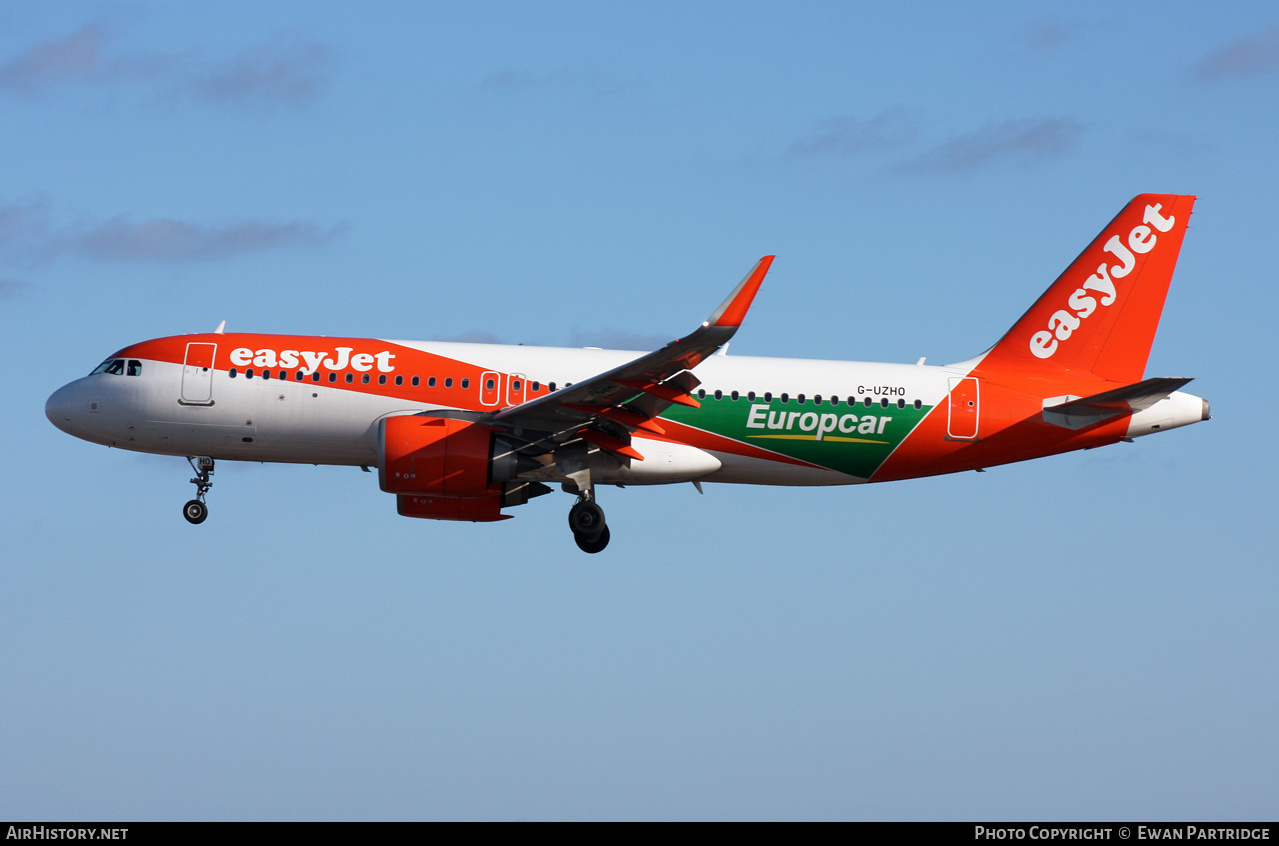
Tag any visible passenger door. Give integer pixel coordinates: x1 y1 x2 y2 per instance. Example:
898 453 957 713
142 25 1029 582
181 343 216 405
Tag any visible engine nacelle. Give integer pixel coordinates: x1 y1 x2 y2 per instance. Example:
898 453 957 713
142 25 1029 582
378 416 547 522
397 494 509 522
379 415 498 498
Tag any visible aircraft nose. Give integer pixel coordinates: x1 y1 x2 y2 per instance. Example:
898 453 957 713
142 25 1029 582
45 381 80 434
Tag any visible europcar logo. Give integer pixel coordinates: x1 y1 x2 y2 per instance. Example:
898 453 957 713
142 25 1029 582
1028 203 1177 360
745 403 893 442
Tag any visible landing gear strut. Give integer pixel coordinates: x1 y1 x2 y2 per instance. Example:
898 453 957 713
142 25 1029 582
568 494 609 553
184 456 214 525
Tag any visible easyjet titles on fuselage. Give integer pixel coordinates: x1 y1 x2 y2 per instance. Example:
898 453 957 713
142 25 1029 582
227 346 397 375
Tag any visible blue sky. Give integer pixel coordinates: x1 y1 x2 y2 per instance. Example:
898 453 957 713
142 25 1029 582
2 1 1276 820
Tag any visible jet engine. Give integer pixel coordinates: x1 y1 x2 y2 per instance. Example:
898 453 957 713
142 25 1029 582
378 415 547 521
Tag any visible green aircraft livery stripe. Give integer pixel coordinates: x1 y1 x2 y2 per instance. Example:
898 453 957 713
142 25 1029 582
661 398 932 479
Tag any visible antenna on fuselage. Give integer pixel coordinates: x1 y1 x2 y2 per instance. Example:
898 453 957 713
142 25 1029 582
214 320 226 334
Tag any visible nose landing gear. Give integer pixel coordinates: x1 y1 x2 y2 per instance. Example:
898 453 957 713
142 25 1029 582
183 456 214 524
568 494 610 553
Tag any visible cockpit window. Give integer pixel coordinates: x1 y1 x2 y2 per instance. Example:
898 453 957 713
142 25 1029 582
90 358 142 376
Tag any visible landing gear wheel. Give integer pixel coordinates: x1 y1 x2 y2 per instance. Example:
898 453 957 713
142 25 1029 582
183 499 208 525
568 500 606 541
574 525 610 553
184 457 214 525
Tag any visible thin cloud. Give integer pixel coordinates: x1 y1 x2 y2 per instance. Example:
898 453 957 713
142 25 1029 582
1025 19 1077 51
0 24 115 91
1021 17 1109 52
0 198 52 250
569 329 669 351
440 330 505 344
0 197 345 263
70 218 345 262
896 118 1084 174
1195 25 1279 80
481 69 547 91
0 24 331 108
182 31 332 108
787 109 916 157
0 279 32 298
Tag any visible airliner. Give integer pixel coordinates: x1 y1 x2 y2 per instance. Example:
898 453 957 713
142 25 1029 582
45 194 1209 552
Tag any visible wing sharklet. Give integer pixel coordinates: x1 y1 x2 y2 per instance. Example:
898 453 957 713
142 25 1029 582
704 256 774 328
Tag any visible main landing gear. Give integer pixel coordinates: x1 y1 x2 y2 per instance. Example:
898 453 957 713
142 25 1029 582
568 494 610 553
183 456 214 525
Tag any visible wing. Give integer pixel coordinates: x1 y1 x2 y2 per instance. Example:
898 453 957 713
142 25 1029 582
487 256 775 460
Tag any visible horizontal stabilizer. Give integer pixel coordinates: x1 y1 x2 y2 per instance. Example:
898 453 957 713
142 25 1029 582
1042 377 1194 430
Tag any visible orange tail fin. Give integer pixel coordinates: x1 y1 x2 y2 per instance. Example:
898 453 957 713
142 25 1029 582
980 194 1195 383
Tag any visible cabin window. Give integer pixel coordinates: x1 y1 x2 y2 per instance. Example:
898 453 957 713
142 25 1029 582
714 390 723 400
312 373 321 382
764 392 773 402
747 391 756 401
511 380 521 391
229 368 237 378
362 374 370 384
532 381 541 392
379 375 386 385
830 396 840 406
880 398 889 407
461 378 470 389
697 389 707 399
914 399 922 410
897 398 905 408
797 394 806 404
486 379 495 390
428 377 436 387
412 376 420 387
278 370 286 380
780 393 789 403
730 390 739 401
549 382 557 392
395 375 403 386
261 369 270 380
246 369 255 379
864 398 873 407
445 377 454 388
328 373 337 383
